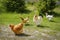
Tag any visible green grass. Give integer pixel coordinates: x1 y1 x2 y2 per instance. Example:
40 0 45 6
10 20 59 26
0 6 60 31
0 5 60 32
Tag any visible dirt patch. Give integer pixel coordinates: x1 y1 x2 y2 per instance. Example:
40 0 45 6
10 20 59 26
0 25 60 40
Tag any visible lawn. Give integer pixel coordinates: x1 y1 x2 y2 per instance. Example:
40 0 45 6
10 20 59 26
0 6 60 40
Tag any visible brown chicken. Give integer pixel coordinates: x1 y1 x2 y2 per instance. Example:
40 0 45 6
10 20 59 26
9 17 29 34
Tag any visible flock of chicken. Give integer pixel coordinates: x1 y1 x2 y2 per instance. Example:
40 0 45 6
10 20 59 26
9 13 53 35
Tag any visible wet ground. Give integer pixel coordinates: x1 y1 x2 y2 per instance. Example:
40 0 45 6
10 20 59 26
0 25 60 40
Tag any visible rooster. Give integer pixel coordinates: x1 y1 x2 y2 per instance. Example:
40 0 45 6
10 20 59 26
9 17 29 35
33 14 43 26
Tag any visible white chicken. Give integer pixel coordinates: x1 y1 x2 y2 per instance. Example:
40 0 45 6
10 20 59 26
33 14 42 26
46 13 53 21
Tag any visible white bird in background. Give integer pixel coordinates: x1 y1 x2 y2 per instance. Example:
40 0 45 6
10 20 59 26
33 14 43 26
46 13 53 21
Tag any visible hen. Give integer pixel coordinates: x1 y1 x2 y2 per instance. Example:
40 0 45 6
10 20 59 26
9 17 29 34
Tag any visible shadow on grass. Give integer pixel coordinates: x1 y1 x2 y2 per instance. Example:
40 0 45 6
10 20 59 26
25 24 33 26
48 20 55 22
15 33 31 37
37 25 49 28
49 20 60 23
